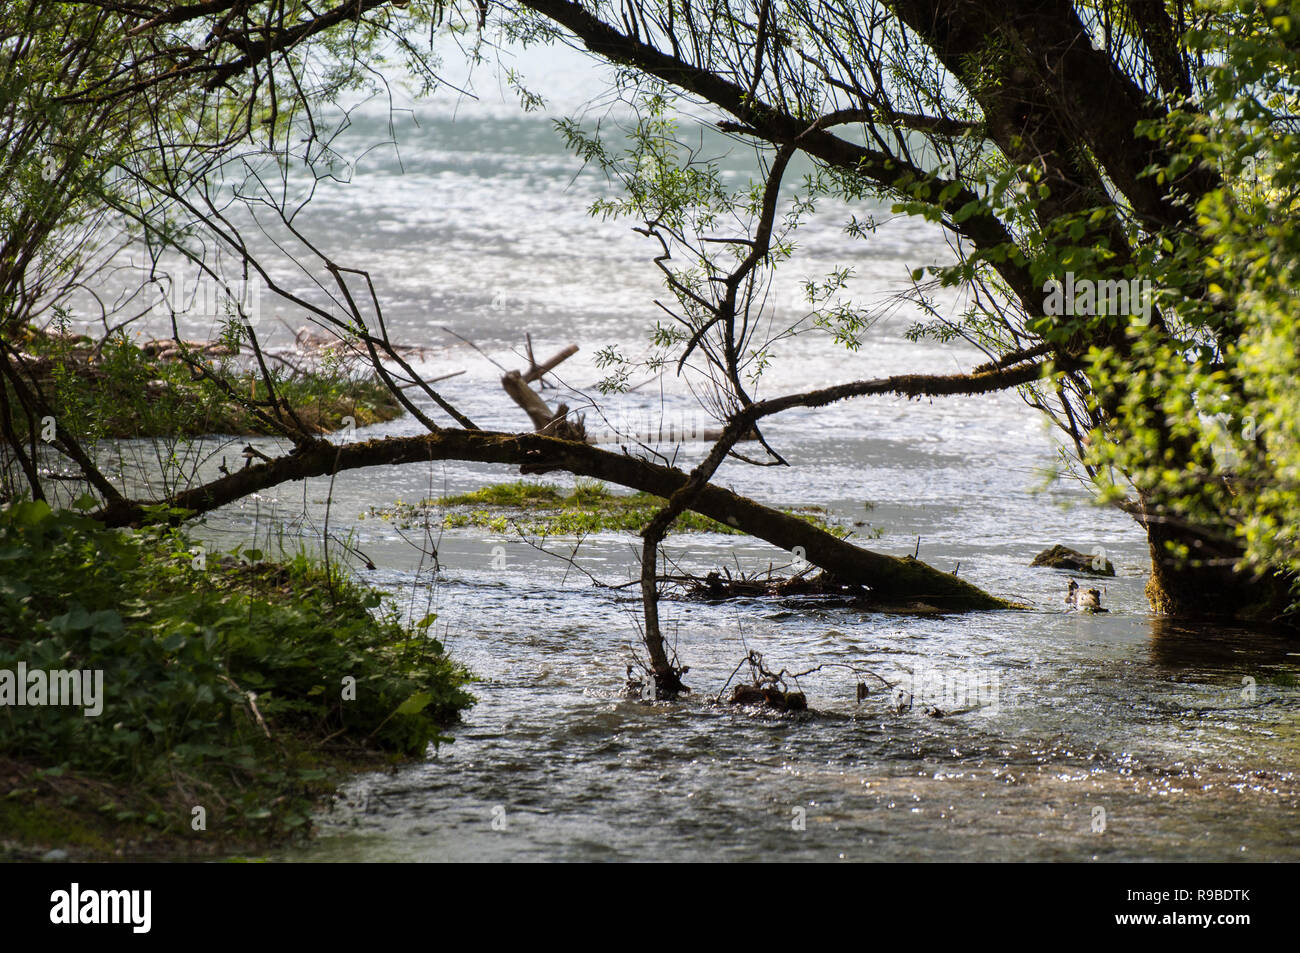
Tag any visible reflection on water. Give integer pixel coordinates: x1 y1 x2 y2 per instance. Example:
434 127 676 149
78 100 1298 861
1147 617 1300 671
250 516 1297 862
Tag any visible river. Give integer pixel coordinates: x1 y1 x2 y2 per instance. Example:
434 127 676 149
107 44 1300 861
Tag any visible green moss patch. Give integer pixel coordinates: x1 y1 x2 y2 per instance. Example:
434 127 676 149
362 480 847 537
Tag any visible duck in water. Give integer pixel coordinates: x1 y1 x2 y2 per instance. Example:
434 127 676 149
1067 579 1108 613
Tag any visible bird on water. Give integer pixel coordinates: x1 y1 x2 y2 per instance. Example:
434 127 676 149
1067 579 1107 613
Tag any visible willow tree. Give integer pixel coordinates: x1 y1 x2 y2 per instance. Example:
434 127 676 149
7 0 1295 702
502 0 1300 624
2 1 1023 702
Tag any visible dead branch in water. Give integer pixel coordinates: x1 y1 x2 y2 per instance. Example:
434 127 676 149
500 341 588 443
448 330 751 451
718 649 894 713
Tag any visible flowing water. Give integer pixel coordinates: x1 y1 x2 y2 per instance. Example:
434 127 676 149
106 49 1299 861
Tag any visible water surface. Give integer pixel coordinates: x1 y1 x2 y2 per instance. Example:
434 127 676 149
93 70 1300 861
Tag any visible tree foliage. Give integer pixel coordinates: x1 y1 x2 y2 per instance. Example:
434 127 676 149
502 0 1300 618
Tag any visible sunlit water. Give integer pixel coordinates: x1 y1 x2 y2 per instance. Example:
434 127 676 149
79 60 1300 861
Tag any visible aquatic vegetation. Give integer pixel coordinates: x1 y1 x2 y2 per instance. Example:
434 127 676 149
364 480 849 538
10 323 401 439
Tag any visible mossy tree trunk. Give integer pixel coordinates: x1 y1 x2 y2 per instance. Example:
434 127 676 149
1140 495 1293 622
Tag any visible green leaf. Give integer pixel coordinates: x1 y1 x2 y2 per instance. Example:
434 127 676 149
11 499 53 528
393 691 432 717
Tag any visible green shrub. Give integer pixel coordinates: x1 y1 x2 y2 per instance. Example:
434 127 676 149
0 500 473 844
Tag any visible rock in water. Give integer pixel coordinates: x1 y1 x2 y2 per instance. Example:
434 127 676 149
1030 544 1115 576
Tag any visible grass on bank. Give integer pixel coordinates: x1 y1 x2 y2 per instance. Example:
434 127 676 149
0 499 473 860
362 480 850 537
10 322 402 439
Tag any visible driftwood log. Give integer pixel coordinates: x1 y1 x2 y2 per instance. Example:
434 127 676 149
499 336 750 451
728 684 808 712
94 426 1019 611
500 340 586 442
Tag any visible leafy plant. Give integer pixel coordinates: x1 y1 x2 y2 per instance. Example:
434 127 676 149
0 500 474 848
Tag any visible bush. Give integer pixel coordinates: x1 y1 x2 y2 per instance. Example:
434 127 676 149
0 500 473 846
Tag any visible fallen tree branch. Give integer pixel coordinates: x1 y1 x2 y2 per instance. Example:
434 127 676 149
93 426 1021 612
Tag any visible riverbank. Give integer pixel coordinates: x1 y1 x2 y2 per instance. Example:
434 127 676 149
0 501 473 861
8 323 402 438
